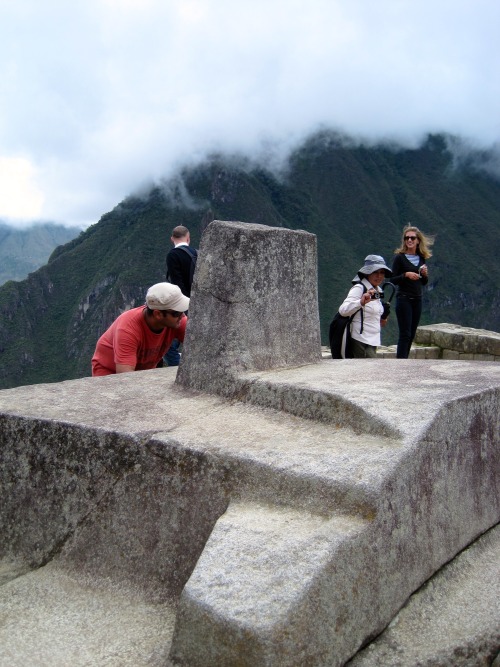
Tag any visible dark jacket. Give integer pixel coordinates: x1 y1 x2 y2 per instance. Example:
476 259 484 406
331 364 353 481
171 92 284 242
166 245 198 297
391 253 428 298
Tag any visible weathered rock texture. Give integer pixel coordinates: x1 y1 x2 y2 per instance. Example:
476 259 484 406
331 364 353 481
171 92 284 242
348 522 500 666
176 220 322 393
374 323 500 360
1 221 499 666
415 322 500 361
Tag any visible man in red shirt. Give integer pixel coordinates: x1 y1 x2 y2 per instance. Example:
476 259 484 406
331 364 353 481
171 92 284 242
91 283 189 376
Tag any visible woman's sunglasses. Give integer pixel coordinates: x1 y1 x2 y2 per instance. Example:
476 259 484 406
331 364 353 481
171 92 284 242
405 235 417 240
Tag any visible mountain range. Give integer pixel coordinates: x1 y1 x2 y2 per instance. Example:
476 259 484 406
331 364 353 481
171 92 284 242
0 222 79 286
0 131 499 390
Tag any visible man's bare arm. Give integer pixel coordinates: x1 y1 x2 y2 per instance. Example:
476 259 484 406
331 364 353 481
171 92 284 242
115 364 135 374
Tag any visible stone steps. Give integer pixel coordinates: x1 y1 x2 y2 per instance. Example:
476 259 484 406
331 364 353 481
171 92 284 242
0 564 177 667
169 500 371 666
321 344 441 359
349 523 500 666
322 320 500 361
1 361 499 665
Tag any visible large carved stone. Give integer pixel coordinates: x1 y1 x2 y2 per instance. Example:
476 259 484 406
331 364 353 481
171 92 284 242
176 220 322 394
0 221 499 666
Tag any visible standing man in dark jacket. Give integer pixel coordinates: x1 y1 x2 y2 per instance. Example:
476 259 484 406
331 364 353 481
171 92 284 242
166 225 198 298
165 225 198 365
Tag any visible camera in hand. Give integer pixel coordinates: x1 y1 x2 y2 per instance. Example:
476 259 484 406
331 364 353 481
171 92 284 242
370 290 383 300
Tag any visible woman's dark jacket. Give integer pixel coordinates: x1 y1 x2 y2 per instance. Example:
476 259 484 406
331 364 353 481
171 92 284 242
391 253 428 298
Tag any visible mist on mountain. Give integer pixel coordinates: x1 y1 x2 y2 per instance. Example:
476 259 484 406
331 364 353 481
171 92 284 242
0 130 499 390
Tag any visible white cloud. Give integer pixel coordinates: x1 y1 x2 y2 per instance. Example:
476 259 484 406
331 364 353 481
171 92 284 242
0 0 499 227
0 156 44 220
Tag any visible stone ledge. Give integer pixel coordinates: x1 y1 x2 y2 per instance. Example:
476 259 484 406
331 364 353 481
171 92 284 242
322 345 438 359
1 361 500 666
375 345 441 359
323 322 500 361
415 322 500 356
0 566 177 667
349 522 500 667
324 324 500 361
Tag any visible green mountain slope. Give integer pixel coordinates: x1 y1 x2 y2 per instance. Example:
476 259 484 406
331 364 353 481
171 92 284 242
0 222 80 285
0 132 499 389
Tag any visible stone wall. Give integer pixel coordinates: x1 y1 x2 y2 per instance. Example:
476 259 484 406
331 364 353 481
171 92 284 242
375 323 500 360
414 322 500 361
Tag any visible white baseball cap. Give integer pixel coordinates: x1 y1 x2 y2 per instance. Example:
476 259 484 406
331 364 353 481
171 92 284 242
145 283 190 312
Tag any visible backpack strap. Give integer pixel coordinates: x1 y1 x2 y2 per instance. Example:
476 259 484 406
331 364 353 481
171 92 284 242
351 282 367 334
177 245 197 259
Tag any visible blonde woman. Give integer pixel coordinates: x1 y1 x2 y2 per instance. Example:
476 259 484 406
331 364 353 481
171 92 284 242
391 225 434 358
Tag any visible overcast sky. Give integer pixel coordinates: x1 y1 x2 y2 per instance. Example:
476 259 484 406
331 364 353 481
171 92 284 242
0 0 499 228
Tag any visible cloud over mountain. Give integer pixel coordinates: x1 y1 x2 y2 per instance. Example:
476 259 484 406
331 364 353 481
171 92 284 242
1 0 499 227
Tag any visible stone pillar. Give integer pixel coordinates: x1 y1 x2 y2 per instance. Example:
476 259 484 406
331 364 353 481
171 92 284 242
176 220 322 394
